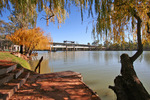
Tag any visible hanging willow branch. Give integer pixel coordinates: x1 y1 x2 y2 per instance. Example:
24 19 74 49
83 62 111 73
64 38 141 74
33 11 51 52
147 12 150 34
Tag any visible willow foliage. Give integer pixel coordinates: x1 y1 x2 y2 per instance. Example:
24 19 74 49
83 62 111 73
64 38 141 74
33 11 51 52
1 0 150 44
90 0 150 44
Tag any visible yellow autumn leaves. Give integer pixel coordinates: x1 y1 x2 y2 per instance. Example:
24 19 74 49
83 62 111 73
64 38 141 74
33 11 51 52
6 27 53 52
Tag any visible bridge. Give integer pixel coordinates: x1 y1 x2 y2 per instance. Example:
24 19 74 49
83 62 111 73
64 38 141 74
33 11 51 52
50 41 100 51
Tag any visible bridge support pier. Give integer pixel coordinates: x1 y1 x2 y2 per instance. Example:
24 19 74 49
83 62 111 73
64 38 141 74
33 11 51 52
66 46 68 51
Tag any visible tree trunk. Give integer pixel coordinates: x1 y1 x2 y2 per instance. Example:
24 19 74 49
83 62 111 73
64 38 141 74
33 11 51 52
109 54 150 100
20 45 23 54
109 9 150 100
29 50 32 56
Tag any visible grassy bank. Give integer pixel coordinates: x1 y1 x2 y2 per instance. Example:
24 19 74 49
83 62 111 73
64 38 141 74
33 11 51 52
0 52 31 70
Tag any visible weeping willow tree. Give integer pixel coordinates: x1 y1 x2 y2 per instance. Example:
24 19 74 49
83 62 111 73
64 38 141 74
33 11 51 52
0 0 88 53
0 0 87 25
89 0 150 99
0 0 71 26
92 0 150 61
1 0 150 99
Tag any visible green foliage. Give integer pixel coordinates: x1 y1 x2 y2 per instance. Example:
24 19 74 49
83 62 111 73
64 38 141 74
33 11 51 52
0 19 11 34
0 0 150 43
103 40 138 51
0 52 31 69
0 0 71 27
8 7 37 29
91 0 150 44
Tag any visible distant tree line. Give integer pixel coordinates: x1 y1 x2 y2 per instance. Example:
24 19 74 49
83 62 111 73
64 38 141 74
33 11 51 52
97 40 150 51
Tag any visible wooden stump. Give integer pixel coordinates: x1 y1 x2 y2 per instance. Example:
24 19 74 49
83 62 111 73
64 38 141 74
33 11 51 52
109 53 150 100
34 56 43 73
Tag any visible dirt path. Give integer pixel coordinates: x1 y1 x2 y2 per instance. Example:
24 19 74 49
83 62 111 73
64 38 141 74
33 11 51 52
10 71 101 100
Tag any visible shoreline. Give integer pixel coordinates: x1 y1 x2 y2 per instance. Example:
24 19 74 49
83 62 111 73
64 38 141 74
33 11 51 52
0 60 101 100
11 69 101 100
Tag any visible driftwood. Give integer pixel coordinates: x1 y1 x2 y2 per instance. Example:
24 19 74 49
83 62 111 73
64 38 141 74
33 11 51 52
109 54 150 100
34 56 43 73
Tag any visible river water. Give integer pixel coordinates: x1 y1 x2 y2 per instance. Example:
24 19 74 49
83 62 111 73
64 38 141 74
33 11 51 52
29 51 150 100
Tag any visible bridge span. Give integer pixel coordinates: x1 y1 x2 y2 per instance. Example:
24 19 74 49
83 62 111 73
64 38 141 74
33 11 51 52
50 42 99 51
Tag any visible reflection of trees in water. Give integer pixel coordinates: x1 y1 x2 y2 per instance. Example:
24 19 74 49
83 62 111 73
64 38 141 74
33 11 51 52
92 52 100 63
144 52 150 65
49 51 93 63
104 51 112 63
63 51 75 62
40 59 52 74
139 53 143 62
112 51 121 63
91 51 120 63
31 56 38 61
48 52 76 62
28 60 38 71
116 52 121 63
29 57 52 74
29 51 150 74
88 52 91 62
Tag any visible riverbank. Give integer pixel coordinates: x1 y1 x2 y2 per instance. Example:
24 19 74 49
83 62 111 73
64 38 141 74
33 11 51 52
34 49 150 52
10 70 101 100
0 60 100 100
0 52 31 70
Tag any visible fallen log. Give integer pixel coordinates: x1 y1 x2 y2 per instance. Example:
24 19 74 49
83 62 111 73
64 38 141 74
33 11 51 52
109 53 150 100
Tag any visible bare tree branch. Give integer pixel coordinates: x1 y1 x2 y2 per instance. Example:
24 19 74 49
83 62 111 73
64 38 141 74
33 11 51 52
40 10 54 20
40 14 54 20
130 8 143 63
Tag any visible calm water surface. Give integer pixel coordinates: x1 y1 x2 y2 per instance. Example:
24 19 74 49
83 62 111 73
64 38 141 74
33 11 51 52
29 51 150 100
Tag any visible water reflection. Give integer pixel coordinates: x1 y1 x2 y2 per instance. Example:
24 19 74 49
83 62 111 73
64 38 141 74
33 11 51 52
144 52 150 65
88 52 91 62
139 53 143 62
63 51 75 62
92 51 100 63
29 56 53 74
104 51 113 63
29 51 150 100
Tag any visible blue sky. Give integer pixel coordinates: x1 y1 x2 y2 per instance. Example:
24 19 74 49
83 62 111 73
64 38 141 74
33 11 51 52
1 6 96 45
37 6 95 44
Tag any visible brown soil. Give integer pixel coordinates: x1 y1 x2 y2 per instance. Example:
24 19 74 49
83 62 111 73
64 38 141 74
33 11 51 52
10 71 101 100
